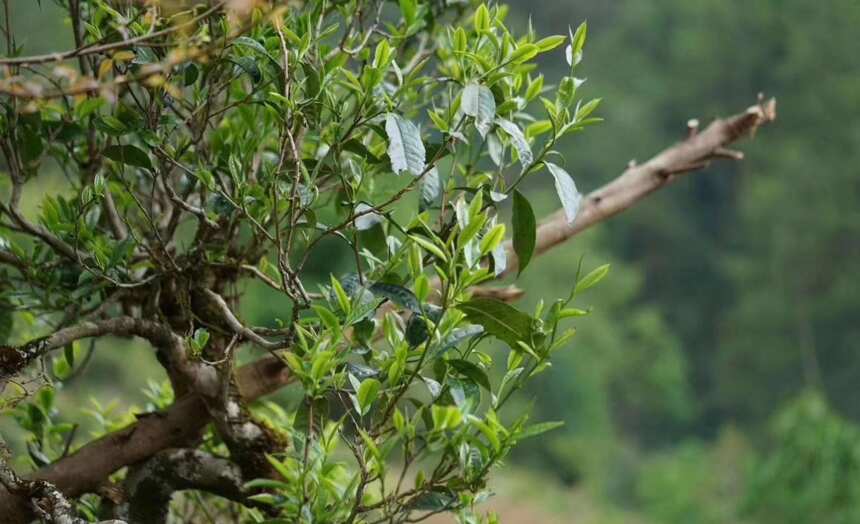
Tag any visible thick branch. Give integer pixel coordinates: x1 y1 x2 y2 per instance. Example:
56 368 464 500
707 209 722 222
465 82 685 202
1 457 124 524
0 356 290 523
122 448 245 524
0 250 26 271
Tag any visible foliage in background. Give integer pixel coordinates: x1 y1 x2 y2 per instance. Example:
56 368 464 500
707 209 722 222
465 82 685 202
490 0 860 521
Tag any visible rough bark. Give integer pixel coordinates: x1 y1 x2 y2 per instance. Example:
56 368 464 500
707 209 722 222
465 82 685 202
121 448 245 524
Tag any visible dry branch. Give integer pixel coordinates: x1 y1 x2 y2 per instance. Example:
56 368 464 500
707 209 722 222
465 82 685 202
498 98 777 277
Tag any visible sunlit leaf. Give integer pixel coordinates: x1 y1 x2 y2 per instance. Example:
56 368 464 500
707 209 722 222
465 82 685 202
461 83 496 138
545 162 582 224
386 113 426 176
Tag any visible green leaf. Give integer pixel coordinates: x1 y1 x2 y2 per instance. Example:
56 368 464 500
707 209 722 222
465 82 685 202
461 83 496 138
469 415 501 452
385 113 426 176
545 162 581 224
518 421 565 440
103 144 153 171
495 118 533 169
509 43 539 64
357 378 381 414
312 305 340 334
431 405 462 431
473 4 491 33
405 313 430 347
398 0 418 26
535 35 567 53
369 282 421 313
410 234 448 262
330 275 351 315
511 190 536 276
458 297 534 348
575 264 610 294
420 167 441 211
479 223 505 255
566 22 587 67
447 359 491 391
231 56 262 83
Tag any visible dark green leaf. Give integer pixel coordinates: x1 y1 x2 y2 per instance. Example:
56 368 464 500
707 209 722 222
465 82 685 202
447 359 491 391
103 145 153 171
419 167 441 211
511 190 536 276
409 490 455 511
406 313 430 347
369 282 421 313
184 63 199 86
231 56 262 84
458 297 534 348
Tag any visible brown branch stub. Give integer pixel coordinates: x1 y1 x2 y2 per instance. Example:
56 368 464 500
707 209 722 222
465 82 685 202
469 285 525 302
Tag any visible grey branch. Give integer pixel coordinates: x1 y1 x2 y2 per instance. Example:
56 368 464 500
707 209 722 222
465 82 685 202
0 317 179 380
201 289 285 350
121 448 245 524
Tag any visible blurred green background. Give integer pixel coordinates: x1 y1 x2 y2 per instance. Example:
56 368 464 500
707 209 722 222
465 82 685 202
3 1 860 522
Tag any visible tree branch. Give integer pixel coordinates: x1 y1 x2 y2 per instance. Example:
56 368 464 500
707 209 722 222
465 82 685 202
0 356 290 524
121 448 245 524
1 456 125 524
498 97 777 278
201 289 286 350
0 98 777 522
0 317 179 380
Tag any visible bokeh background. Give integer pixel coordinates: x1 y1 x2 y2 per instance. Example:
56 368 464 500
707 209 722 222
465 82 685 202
3 1 860 522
